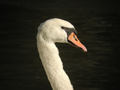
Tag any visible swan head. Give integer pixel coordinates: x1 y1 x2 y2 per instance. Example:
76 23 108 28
38 18 87 52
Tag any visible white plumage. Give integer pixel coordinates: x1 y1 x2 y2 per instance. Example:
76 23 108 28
37 18 87 90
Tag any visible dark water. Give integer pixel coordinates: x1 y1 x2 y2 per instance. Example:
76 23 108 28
0 0 120 90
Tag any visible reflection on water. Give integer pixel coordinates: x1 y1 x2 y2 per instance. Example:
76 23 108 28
0 1 120 90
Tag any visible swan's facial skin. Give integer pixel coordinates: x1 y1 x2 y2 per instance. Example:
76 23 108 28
38 18 87 52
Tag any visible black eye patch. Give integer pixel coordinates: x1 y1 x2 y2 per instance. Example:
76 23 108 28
61 26 77 36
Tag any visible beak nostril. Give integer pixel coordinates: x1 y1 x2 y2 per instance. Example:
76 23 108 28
73 35 77 41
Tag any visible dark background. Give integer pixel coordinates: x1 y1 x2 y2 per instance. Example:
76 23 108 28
0 0 120 90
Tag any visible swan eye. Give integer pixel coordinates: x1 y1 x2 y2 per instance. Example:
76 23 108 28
61 26 66 29
61 26 77 35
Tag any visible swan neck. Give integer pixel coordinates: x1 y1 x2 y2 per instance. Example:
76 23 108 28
37 35 73 90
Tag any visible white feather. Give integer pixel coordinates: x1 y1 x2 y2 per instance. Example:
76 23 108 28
37 18 74 90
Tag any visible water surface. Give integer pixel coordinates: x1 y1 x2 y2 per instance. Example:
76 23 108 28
0 1 120 90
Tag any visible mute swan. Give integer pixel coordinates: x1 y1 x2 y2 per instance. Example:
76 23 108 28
37 18 87 90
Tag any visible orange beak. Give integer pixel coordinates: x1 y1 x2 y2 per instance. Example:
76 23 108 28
68 32 87 52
